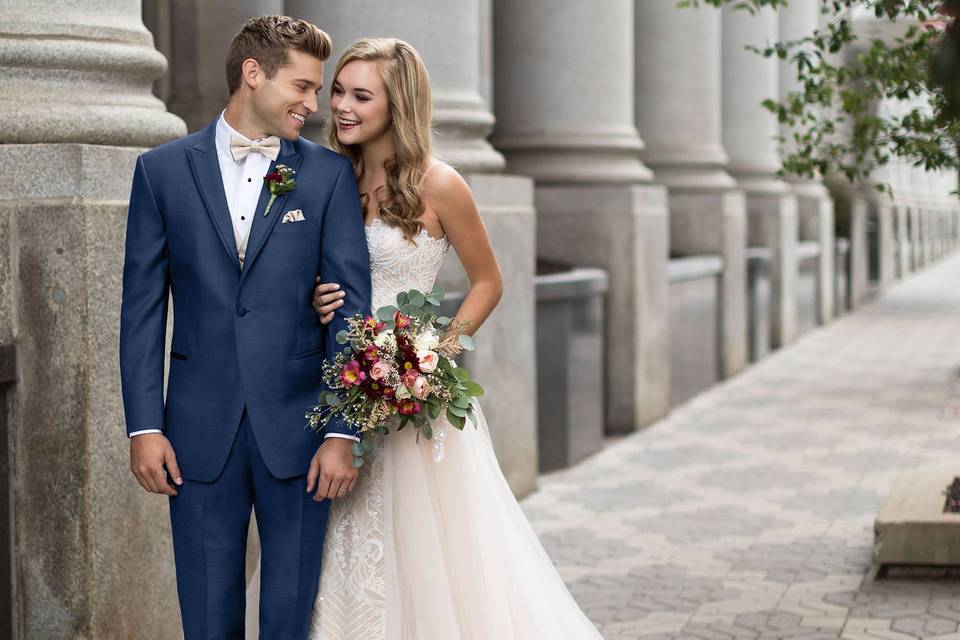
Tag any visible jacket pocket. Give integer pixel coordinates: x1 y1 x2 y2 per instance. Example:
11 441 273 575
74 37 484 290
290 346 325 361
170 351 189 361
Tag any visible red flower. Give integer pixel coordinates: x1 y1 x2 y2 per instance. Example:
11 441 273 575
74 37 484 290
363 379 386 399
364 316 387 334
394 310 412 329
363 345 380 362
396 398 422 415
339 360 366 386
264 172 282 183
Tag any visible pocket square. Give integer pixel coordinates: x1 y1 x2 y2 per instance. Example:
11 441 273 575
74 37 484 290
281 209 305 223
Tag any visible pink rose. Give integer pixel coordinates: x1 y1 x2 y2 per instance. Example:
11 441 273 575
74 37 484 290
370 360 392 381
402 368 420 389
416 349 439 373
411 375 431 400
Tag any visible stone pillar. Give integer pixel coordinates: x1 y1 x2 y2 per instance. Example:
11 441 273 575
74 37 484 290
0 0 186 637
635 0 747 377
779 1 835 322
153 0 285 131
286 0 538 496
722 5 799 348
493 0 670 433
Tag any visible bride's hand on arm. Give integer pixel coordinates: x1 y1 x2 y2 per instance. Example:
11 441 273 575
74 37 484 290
313 277 345 325
428 165 503 336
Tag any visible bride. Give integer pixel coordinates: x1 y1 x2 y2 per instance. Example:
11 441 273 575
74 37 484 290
308 38 604 639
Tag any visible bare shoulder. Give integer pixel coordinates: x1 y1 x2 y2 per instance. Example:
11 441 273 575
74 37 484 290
420 160 473 216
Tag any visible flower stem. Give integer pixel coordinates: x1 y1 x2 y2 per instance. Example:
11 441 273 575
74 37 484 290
263 193 277 216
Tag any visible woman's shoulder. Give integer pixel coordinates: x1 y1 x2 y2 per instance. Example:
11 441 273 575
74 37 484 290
420 159 471 207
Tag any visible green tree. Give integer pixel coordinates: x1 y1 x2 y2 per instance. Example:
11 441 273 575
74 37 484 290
680 0 960 192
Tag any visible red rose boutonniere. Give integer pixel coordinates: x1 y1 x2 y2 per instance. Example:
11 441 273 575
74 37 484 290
263 164 296 216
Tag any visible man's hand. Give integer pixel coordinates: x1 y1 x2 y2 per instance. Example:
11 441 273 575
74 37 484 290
306 437 359 501
312 278 345 325
130 433 182 496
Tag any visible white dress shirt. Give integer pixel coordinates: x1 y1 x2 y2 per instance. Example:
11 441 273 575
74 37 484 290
131 113 356 442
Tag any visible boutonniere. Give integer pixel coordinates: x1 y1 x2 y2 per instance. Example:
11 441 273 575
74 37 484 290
263 164 296 216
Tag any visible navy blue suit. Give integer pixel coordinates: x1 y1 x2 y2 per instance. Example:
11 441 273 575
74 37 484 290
119 119 371 638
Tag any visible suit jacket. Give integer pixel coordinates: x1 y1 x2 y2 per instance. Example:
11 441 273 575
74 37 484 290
119 119 372 481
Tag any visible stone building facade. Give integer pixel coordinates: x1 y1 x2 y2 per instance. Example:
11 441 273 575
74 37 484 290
0 0 957 637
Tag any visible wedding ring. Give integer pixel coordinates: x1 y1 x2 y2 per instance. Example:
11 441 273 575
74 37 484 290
338 488 349 493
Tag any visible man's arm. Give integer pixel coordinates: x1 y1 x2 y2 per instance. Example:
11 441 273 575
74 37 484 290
317 158 372 440
120 156 181 495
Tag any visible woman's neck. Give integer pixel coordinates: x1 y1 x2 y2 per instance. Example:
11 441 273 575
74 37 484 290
358 133 395 186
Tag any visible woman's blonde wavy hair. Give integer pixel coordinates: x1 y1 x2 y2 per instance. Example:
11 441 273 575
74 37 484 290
326 38 433 242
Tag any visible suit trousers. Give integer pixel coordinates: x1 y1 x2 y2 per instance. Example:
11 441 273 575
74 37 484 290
169 410 329 639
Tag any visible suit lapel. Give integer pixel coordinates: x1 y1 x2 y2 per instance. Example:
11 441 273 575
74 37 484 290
241 138 304 278
185 120 242 272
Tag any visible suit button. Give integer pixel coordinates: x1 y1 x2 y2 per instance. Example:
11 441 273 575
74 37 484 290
237 307 248 317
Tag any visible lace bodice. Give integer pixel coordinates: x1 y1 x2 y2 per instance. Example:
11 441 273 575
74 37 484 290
365 217 450 311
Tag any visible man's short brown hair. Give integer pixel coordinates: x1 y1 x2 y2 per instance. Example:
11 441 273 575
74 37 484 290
225 15 332 94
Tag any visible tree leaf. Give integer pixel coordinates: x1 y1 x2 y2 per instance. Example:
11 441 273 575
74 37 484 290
452 367 470 383
421 421 433 440
447 404 468 418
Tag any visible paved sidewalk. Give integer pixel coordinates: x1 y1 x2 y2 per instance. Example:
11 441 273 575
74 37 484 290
522 255 960 640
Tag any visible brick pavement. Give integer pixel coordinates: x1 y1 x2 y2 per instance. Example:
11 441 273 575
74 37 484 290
522 255 960 640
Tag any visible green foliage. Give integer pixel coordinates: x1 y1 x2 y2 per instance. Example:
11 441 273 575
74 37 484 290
680 0 960 190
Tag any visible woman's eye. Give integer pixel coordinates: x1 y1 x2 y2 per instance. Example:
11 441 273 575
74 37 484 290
357 96 370 102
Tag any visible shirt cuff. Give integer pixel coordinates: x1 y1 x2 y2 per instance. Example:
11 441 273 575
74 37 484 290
324 432 360 442
129 429 163 438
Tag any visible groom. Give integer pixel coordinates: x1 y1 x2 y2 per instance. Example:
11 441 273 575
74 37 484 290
119 15 371 638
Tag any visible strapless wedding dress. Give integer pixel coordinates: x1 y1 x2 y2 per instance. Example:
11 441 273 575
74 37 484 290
305 217 604 639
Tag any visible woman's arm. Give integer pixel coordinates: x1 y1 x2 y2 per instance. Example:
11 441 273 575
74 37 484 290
424 164 503 337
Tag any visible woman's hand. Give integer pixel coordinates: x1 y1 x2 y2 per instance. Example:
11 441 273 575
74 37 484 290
313 278 345 325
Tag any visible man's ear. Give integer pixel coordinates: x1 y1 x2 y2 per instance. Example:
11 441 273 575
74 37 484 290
240 58 263 91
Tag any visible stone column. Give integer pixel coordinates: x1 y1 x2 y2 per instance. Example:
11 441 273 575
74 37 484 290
779 1 835 322
153 0 285 131
722 5 799 348
286 0 538 497
635 0 748 377
0 0 186 637
493 0 670 433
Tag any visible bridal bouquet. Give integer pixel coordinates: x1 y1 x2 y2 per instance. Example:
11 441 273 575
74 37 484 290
306 285 484 466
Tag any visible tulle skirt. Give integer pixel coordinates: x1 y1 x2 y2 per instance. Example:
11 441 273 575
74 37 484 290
299 399 603 639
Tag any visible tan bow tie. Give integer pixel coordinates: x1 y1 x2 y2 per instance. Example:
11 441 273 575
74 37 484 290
229 134 281 162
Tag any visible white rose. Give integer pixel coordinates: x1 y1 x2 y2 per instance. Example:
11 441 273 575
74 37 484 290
374 331 397 350
414 329 440 352
395 384 412 399
417 349 439 373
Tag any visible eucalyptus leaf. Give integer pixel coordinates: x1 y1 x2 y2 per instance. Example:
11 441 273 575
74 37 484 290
352 456 364 468
462 381 485 397
376 305 398 322
430 284 445 298
351 442 363 457
447 411 466 430
335 330 349 344
396 291 410 306
452 367 470 383
458 334 475 351
428 402 442 420
436 316 452 326
451 394 471 410
447 404 468 418
408 291 426 307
